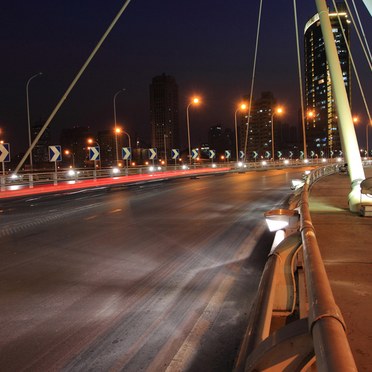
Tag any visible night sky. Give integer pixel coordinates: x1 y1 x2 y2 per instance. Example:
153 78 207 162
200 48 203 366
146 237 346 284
1 1 371 154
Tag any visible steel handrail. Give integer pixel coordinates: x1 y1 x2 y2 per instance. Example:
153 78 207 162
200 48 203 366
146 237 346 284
300 168 357 371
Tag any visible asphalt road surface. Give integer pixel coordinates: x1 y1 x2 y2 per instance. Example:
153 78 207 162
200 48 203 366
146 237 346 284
0 168 303 371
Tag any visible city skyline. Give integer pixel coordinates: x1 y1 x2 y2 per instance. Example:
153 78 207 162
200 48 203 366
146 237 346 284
1 1 371 158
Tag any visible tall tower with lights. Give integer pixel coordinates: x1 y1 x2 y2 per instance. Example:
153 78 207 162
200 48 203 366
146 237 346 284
149 74 179 159
304 4 351 157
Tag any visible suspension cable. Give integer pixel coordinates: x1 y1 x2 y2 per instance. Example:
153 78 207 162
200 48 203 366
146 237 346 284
344 0 372 70
14 0 133 174
293 0 307 159
243 0 264 158
349 0 372 63
332 0 371 123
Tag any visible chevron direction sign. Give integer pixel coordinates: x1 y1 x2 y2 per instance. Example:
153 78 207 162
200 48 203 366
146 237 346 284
209 150 216 159
300 151 304 159
0 143 10 162
277 151 282 158
171 149 180 160
265 151 271 158
225 150 231 159
253 151 258 159
149 148 157 160
89 146 100 161
239 151 245 159
289 151 294 158
49 145 62 162
122 147 132 160
191 149 198 159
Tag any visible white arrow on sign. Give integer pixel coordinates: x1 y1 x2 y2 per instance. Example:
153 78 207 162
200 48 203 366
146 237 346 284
171 149 180 159
239 151 245 159
191 149 198 159
122 147 131 160
225 150 231 159
209 150 216 159
0 143 10 162
49 145 62 162
89 147 100 161
149 148 157 160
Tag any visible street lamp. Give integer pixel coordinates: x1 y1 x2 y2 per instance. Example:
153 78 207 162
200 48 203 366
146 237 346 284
87 138 100 170
64 149 75 168
115 127 131 167
271 106 283 161
113 88 126 166
186 97 200 165
26 72 42 172
234 103 248 161
164 134 168 166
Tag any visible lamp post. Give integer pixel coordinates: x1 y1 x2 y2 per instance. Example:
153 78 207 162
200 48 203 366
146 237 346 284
26 72 42 172
87 138 100 178
367 121 371 157
64 149 75 168
271 106 283 161
186 97 200 165
113 88 126 166
163 134 168 167
234 103 247 161
116 127 131 168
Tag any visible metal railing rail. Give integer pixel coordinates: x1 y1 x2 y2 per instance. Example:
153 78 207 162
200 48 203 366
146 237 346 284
2 158 356 192
235 164 358 371
300 167 357 371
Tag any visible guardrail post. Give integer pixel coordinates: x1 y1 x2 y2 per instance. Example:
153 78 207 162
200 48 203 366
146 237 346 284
29 174 34 189
0 175 5 191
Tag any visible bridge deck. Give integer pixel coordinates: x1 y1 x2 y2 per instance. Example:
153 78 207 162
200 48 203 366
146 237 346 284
309 168 372 371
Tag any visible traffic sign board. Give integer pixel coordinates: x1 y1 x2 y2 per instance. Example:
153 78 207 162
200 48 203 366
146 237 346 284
191 149 198 159
149 148 157 160
49 145 62 162
89 146 100 161
300 151 304 159
289 151 293 158
0 143 10 162
122 147 131 160
171 149 180 159
265 151 271 158
209 150 216 159
239 151 245 159
277 151 282 158
225 150 231 159
253 151 258 159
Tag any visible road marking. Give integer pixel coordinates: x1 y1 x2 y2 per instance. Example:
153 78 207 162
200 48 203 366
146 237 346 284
84 215 97 221
165 223 267 371
109 208 122 214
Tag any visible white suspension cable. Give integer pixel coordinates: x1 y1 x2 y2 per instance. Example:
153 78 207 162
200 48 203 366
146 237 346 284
293 0 307 159
350 0 372 63
343 0 372 70
243 0 264 158
332 0 371 123
14 0 133 174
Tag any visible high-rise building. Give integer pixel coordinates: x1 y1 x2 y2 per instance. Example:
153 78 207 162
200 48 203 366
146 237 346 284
208 125 234 156
32 120 51 167
304 4 351 157
97 129 127 167
60 126 93 168
242 92 278 160
149 74 179 160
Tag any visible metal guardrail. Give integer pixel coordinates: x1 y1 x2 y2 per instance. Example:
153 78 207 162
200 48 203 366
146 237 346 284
235 164 358 371
300 169 357 371
2 158 358 192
